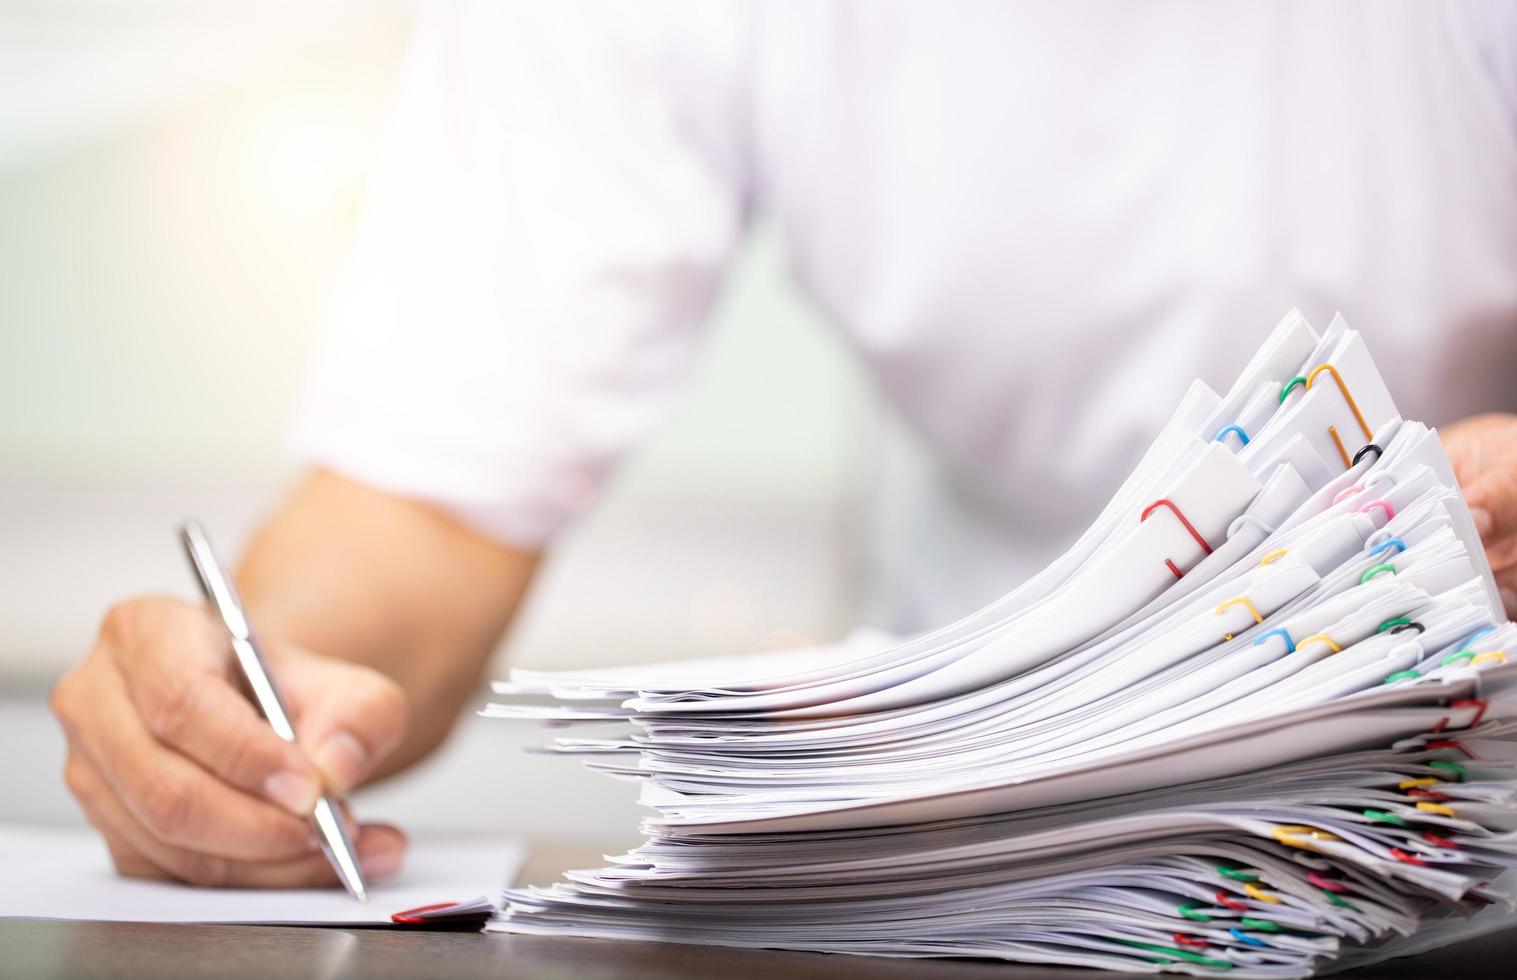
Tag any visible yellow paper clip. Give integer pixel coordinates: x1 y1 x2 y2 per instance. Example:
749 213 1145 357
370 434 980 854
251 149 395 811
1272 825 1341 852
1472 652 1507 667
1243 883 1281 904
1398 778 1441 790
1298 633 1342 654
1416 802 1456 818
1260 548 1288 566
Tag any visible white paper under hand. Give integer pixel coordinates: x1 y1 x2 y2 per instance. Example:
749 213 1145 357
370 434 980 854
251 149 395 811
0 823 524 926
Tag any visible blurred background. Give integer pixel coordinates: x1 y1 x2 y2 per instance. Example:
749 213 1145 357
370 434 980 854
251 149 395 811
0 1 917 849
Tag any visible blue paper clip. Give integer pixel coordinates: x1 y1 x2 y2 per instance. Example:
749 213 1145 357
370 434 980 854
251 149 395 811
1214 424 1250 446
1367 537 1404 559
1458 625 1499 649
1253 628 1296 653
1229 928 1271 948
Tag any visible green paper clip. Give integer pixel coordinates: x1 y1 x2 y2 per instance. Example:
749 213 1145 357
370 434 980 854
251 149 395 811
1363 809 1408 827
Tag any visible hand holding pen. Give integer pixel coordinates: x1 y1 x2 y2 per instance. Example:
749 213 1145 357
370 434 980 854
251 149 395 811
49 524 408 890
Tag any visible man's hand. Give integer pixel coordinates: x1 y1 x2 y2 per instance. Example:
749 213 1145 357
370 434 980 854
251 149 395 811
1442 412 1517 617
51 595 409 887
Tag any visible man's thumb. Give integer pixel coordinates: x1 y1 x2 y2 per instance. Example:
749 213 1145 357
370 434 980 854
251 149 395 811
280 652 409 797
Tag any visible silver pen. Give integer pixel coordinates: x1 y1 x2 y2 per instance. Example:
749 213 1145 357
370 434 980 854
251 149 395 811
179 520 368 902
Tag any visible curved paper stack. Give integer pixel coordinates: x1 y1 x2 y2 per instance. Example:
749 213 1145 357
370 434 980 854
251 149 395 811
485 312 1517 977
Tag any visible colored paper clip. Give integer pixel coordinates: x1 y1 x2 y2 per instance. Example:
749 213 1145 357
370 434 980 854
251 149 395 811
1229 928 1271 948
1298 633 1342 654
1458 626 1498 648
1428 760 1467 781
1272 825 1340 851
1240 918 1281 933
1472 651 1507 667
1417 802 1456 817
1305 363 1374 469
1358 499 1395 522
1353 443 1382 466
1259 548 1288 566
1367 537 1405 559
1173 933 1209 949
1253 628 1295 653
1423 831 1460 849
1449 699 1489 729
1364 809 1408 827
1141 498 1213 579
1384 670 1420 685
1213 890 1249 911
1307 871 1348 893
1242 883 1280 904
1425 739 1479 759
391 901 464 924
1360 563 1396 584
1279 376 1307 402
1215 597 1263 640
1391 623 1425 636
1332 485 1363 505
1390 848 1426 866
1442 649 1477 667
1115 939 1232 970
1377 616 1413 633
1408 788 1450 802
1216 862 1260 882
1178 901 1212 921
1398 777 1441 790
1214 424 1250 446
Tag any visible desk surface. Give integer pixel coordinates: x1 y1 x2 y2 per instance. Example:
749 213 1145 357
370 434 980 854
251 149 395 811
4 847 1515 980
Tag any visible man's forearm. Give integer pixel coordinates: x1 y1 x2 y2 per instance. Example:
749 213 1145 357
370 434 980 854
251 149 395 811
235 469 539 780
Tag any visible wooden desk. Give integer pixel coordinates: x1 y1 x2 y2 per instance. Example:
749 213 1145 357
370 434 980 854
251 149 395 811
3 847 1514 979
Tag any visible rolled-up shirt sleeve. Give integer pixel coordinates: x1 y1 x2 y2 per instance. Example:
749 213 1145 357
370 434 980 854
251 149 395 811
288 0 751 546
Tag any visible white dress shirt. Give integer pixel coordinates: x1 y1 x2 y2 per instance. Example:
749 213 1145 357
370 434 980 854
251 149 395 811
291 0 1517 629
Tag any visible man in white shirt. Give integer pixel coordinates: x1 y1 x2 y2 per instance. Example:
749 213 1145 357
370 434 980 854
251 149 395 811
49 1 1517 888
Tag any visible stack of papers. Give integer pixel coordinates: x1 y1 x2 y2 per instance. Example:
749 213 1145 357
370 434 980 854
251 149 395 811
485 311 1517 976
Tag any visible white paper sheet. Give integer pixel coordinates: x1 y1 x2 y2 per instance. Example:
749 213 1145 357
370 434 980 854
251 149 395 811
0 823 525 925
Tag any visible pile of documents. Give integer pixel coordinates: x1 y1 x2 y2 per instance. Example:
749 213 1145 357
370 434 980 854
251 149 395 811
485 312 1517 976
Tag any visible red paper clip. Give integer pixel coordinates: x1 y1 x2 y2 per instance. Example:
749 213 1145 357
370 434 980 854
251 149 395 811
1425 739 1479 759
1433 699 1490 733
1389 848 1426 866
1408 788 1450 802
1173 933 1209 948
1423 831 1460 849
1307 871 1348 893
1141 498 1214 579
391 901 462 924
1213 890 1249 911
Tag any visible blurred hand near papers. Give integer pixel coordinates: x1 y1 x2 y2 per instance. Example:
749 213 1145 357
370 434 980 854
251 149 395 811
50 595 408 888
1442 412 1517 615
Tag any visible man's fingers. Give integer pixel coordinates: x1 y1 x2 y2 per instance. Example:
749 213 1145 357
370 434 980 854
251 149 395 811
281 652 409 796
67 749 406 888
1484 535 1517 577
1494 568 1517 620
1465 466 1517 548
96 597 323 816
62 662 314 862
121 644 322 816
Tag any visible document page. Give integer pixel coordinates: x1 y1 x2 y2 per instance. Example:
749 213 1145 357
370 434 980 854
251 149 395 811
0 823 524 926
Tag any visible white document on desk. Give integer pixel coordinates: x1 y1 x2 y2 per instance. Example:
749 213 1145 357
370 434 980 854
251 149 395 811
0 824 525 926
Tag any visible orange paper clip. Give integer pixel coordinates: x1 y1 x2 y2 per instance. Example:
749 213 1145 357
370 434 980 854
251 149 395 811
1305 364 1374 470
